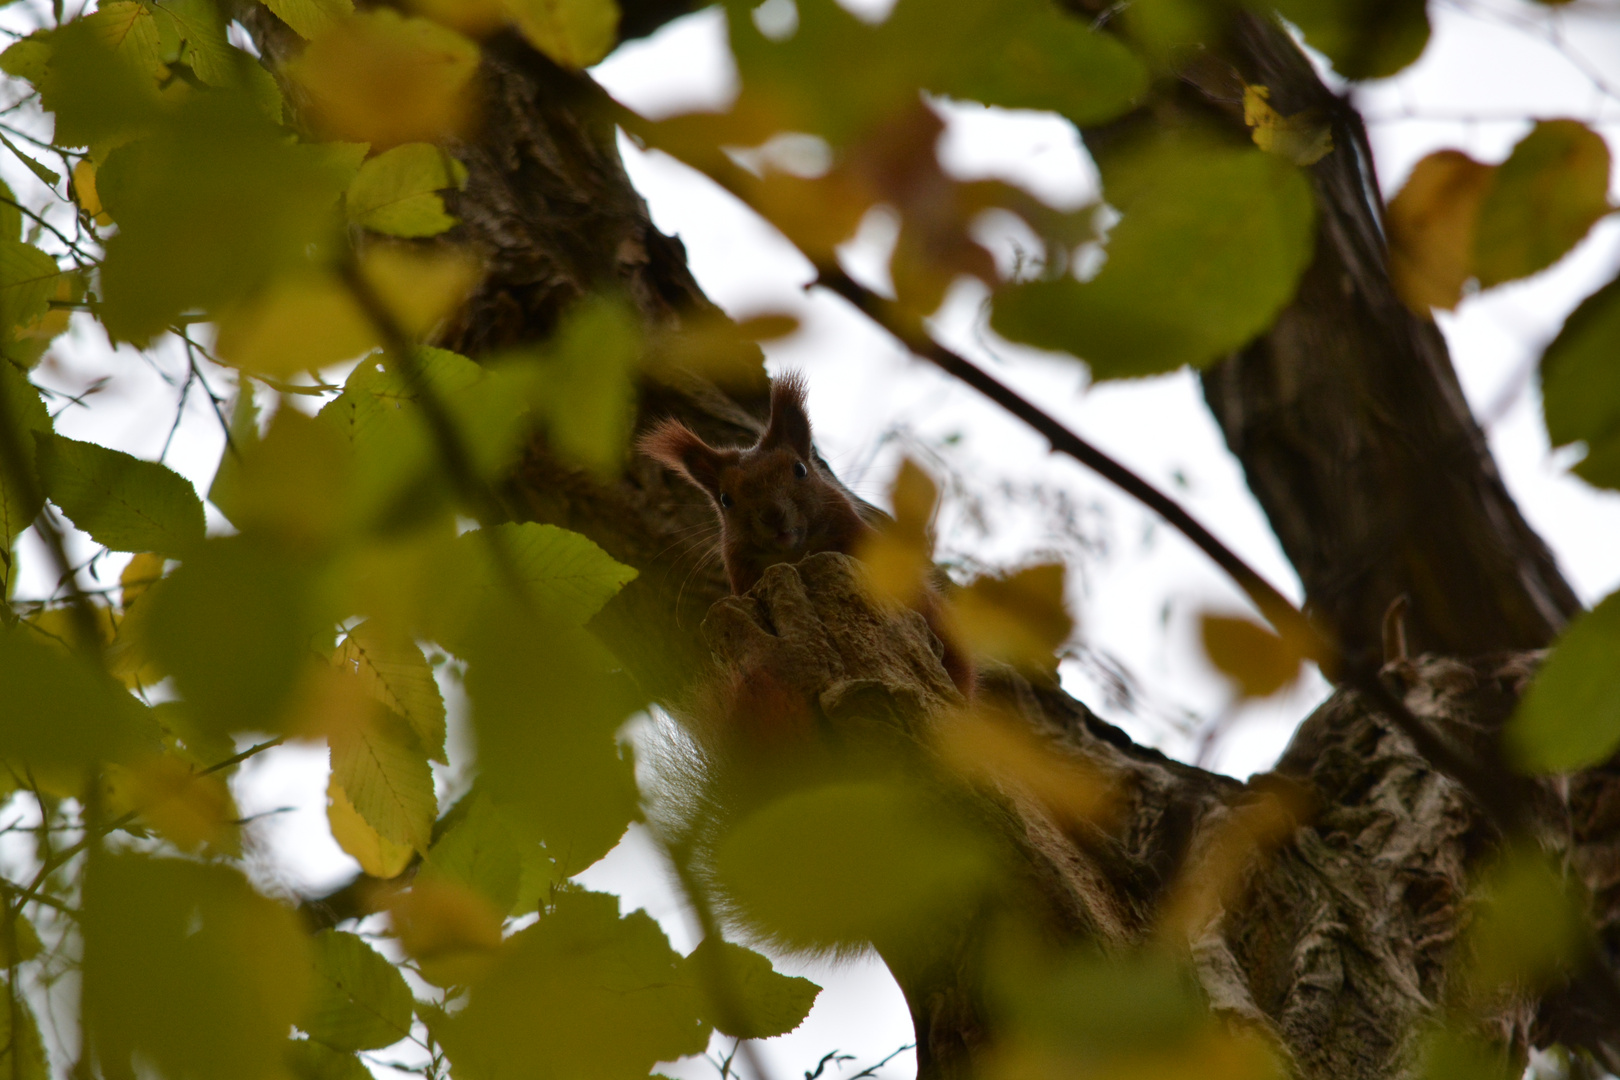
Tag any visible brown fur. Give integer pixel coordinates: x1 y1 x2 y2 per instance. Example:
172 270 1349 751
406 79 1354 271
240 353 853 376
640 372 974 696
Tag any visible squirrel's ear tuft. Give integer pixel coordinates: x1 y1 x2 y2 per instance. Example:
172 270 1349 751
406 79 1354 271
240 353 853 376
762 370 812 458
639 419 727 497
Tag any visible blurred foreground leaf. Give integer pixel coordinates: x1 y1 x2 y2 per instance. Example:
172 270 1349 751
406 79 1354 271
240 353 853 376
1506 589 1620 772
84 854 310 1080
992 140 1314 378
1541 271 1620 491
1474 120 1611 288
714 779 993 950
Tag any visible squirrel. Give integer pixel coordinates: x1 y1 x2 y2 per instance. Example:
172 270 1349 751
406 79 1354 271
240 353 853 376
639 372 974 698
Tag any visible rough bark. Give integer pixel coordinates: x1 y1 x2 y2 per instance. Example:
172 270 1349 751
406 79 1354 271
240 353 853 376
1194 16 1583 662
244 5 1620 1078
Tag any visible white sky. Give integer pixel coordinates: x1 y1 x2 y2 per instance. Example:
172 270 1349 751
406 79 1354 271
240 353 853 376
5 1 1620 1078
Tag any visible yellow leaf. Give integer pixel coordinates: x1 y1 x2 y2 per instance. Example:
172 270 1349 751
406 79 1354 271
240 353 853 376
404 0 508 36
24 602 115 653
296 664 436 852
1154 788 1303 941
856 457 937 604
946 563 1072 670
214 407 355 544
333 619 447 764
644 308 779 389
1242 84 1333 167
1198 611 1306 699
504 0 620 69
260 0 355 40
361 242 480 338
288 10 480 149
390 877 503 986
214 270 379 378
120 551 166 610
1386 149 1495 313
73 159 113 225
104 754 240 854
329 776 416 877
936 706 1114 825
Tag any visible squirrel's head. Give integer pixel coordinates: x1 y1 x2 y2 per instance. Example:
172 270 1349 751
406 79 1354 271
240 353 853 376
640 372 868 592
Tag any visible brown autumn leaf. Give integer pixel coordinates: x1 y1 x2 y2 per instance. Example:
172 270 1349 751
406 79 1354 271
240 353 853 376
1386 149 1495 313
1198 611 1305 699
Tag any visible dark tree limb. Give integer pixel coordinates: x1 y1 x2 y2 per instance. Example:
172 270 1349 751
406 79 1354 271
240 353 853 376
1193 15 1582 662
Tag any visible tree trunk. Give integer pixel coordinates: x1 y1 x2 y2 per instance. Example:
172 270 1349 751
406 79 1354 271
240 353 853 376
244 6 1620 1077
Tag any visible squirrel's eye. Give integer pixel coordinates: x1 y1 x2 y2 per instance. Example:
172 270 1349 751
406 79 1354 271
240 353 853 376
719 493 734 509
793 461 808 479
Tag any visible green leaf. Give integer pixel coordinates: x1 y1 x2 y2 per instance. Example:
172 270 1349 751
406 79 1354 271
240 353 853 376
502 294 642 476
685 938 820 1040
461 603 641 876
329 703 437 852
0 35 51 87
0 909 43 966
300 930 416 1052
1474 120 1613 289
83 854 310 1080
426 523 638 653
97 95 354 343
284 1040 374 1080
0 975 48 1080
714 779 993 950
507 0 621 69
1541 271 1620 491
337 619 447 762
39 4 165 148
895 0 1148 125
206 375 261 523
0 623 151 774
34 432 206 556
1264 0 1430 80
424 790 523 915
433 890 710 1079
346 142 466 237
1464 847 1585 990
143 534 327 734
0 134 59 189
315 348 525 532
0 241 62 334
0 178 22 242
992 141 1315 378
725 0 1144 147
260 0 355 40
1506 589 1620 772
152 0 237 87
0 359 48 551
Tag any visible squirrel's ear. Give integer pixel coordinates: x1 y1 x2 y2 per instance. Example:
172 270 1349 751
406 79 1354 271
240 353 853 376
761 370 812 458
639 420 727 497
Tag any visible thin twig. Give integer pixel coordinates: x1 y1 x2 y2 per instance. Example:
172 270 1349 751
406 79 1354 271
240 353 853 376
813 265 1333 674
